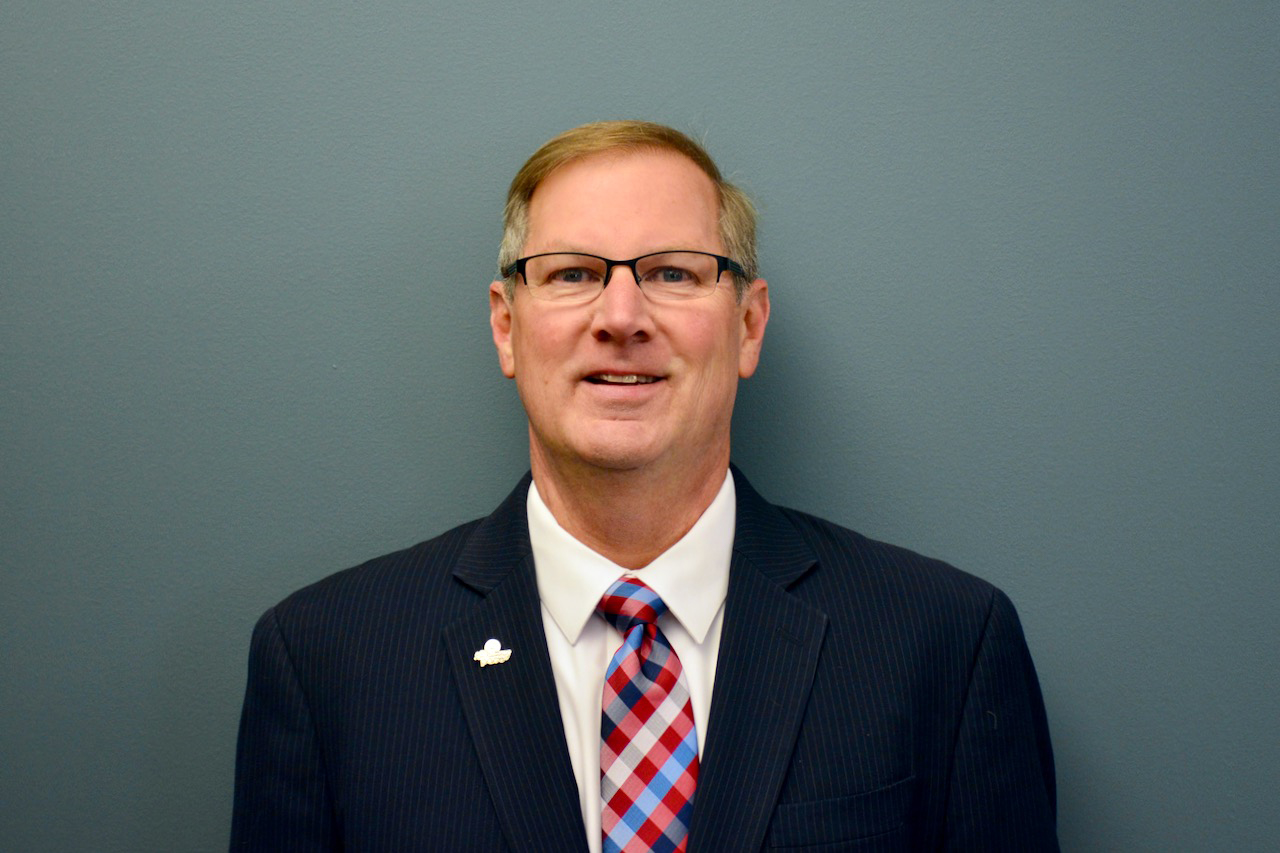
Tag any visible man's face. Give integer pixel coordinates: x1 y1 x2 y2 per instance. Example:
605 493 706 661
489 149 769 481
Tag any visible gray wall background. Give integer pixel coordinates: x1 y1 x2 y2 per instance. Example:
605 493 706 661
3 2 1276 850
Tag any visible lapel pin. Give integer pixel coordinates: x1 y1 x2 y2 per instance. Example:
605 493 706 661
473 638 512 667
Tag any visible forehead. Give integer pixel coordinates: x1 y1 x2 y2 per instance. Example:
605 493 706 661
523 149 722 255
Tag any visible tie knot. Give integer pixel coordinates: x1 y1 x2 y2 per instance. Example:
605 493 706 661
598 578 667 634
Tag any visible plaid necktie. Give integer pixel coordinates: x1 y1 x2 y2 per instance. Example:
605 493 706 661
598 578 699 853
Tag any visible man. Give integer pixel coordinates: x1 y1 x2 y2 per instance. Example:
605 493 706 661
231 120 1058 851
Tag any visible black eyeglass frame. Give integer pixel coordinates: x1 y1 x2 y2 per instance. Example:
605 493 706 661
501 250 747 294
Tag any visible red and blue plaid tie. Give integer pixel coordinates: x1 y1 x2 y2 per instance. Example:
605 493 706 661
598 578 699 853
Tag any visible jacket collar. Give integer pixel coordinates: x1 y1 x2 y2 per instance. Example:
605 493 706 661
728 463 819 587
451 471 534 594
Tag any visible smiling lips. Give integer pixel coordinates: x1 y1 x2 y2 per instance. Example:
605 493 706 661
585 373 661 385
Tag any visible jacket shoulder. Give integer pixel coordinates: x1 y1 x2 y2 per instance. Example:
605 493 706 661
774 506 1005 622
262 516 486 636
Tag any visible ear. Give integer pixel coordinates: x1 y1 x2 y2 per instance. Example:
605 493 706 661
737 278 770 378
489 281 517 379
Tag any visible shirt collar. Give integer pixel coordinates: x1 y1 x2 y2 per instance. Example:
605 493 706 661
528 471 735 645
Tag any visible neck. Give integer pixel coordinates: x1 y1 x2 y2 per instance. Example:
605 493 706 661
530 449 729 570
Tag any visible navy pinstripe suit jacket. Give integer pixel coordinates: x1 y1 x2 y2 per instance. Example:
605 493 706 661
231 467 1058 851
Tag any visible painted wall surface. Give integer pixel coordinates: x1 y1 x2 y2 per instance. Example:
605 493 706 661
3 3 1276 850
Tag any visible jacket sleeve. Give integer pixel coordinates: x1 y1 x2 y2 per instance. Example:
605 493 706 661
230 607 339 851
945 590 1059 851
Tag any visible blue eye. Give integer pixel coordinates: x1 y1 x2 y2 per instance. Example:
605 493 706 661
642 265 699 286
551 267 591 284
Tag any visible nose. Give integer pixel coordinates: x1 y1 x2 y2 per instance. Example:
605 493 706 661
591 263 653 343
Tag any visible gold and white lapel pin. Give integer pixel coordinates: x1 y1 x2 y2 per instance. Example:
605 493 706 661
473 638 512 667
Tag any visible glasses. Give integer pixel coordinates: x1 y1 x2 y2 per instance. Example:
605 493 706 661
501 251 746 303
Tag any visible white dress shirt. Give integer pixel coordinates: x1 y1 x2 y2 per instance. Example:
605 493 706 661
527 471 735 853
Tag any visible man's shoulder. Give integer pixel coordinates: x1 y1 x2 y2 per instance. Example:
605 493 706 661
769 504 1005 621
264 515 488 632
267 474 534 624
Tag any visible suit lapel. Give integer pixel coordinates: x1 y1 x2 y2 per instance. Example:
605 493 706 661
688 468 828 852
444 476 589 852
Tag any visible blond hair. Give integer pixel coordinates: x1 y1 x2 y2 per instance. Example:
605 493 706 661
498 120 758 299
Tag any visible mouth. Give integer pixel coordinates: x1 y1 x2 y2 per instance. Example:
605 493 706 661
584 373 662 386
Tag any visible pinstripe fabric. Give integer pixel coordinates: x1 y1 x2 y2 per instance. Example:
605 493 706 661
232 476 587 852
232 467 1057 851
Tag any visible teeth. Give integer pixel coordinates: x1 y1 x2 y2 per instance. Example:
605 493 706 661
593 374 657 385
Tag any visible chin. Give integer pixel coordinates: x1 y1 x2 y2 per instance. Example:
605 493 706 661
572 443 661 472
564 426 666 472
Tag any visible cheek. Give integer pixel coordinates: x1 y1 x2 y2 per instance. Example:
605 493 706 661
674 310 728 352
701 323 744 372
512 322 575 384
686 334 743 404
